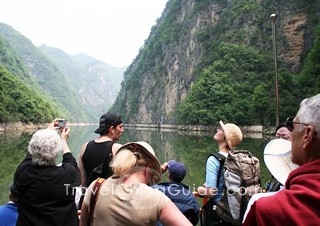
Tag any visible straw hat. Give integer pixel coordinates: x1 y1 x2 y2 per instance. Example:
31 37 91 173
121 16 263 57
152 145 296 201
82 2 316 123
219 120 243 149
264 139 299 185
117 141 162 183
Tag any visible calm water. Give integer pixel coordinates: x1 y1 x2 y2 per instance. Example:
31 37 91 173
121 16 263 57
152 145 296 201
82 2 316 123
0 125 272 205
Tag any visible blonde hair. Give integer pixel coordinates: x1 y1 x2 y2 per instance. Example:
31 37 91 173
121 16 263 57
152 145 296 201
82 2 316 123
111 147 152 177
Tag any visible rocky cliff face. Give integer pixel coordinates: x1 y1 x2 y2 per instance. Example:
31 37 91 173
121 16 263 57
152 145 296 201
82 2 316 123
280 10 308 72
131 1 221 124
78 62 123 112
111 0 319 125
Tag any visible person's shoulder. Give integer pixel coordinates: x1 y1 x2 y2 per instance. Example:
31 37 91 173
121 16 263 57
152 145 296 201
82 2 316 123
142 184 168 196
152 183 166 190
252 192 278 201
79 141 90 156
254 191 284 210
0 202 17 211
112 142 122 149
206 155 220 166
207 155 218 161
246 192 277 210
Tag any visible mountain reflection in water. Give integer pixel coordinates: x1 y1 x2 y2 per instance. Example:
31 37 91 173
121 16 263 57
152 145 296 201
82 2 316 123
0 125 270 205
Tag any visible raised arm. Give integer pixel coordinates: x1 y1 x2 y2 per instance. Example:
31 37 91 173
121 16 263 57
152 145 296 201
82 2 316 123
78 142 88 187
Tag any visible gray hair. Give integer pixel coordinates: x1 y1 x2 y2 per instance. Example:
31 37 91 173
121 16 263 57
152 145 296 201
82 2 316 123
28 129 63 166
296 93 320 133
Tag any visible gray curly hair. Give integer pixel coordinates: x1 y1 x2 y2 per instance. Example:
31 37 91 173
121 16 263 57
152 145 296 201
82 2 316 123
296 93 320 133
28 129 63 166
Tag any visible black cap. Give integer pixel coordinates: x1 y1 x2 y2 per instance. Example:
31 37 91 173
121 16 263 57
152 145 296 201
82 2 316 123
94 112 122 134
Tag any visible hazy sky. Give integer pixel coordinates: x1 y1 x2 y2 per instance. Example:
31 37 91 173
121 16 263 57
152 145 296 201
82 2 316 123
0 0 168 67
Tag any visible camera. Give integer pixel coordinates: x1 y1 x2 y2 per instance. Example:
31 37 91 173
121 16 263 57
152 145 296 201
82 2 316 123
58 119 67 129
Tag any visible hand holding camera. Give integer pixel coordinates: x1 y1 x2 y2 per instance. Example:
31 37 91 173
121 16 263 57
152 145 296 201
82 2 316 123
48 118 68 132
58 119 67 131
56 119 70 141
47 118 71 153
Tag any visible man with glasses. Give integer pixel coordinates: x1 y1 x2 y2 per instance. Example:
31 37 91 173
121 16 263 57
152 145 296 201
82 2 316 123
243 93 320 226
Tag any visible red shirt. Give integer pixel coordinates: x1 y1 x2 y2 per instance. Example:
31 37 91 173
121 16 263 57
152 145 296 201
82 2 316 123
243 159 320 226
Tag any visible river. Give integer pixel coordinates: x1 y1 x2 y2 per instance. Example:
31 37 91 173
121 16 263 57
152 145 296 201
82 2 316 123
0 125 272 205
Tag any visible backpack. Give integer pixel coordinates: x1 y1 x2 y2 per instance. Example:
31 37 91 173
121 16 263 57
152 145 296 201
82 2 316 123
212 150 261 226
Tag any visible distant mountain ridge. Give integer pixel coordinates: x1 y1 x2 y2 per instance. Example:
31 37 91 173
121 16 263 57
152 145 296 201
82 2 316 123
0 22 124 123
39 45 125 120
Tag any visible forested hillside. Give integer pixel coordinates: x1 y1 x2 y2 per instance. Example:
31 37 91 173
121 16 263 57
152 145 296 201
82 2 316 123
0 22 124 123
0 67 61 122
0 35 63 122
1 0 319 126
110 0 320 126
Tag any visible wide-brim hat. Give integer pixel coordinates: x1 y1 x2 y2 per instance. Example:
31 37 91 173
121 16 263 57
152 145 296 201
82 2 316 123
264 139 299 185
117 141 162 184
219 120 243 149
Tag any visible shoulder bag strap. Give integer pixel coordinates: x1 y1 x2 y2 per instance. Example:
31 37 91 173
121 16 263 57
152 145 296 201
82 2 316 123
101 141 114 165
88 178 106 225
101 141 114 177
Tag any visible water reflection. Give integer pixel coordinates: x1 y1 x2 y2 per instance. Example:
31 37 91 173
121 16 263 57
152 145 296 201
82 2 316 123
0 125 271 205
0 132 33 204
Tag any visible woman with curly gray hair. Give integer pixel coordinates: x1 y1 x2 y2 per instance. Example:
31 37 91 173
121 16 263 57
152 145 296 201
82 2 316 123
11 118 80 226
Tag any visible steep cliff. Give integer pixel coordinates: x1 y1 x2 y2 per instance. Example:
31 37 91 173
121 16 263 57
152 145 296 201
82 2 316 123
110 0 320 126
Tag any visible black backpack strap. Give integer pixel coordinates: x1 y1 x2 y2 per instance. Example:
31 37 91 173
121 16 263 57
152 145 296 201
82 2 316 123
101 141 114 177
201 153 227 226
209 153 226 187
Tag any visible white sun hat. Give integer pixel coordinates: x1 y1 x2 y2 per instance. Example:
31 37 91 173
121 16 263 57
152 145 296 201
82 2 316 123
264 139 299 185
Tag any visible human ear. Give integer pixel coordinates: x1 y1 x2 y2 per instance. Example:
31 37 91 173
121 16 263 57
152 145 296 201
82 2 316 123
302 126 316 149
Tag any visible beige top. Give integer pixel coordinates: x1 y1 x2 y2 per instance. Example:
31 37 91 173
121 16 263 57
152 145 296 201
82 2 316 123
84 177 170 226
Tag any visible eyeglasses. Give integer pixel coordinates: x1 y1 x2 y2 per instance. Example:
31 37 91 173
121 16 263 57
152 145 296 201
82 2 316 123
285 117 317 135
285 117 309 132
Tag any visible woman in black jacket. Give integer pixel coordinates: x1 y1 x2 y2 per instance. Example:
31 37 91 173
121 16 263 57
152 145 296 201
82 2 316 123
11 119 80 226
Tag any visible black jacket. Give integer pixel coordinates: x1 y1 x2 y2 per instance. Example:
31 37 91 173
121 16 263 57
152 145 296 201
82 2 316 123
11 152 80 226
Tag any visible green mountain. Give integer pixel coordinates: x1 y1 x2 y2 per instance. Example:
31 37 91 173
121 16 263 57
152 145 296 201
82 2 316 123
0 35 63 122
1 0 319 126
110 0 320 126
0 22 124 123
0 66 61 122
39 45 124 119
